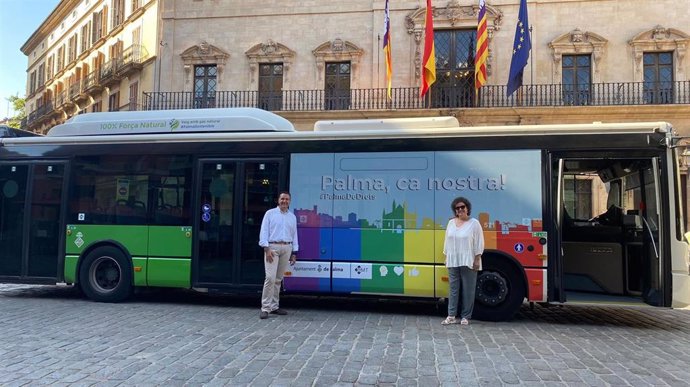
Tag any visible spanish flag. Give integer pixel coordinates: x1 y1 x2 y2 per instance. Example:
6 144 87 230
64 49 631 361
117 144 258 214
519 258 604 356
420 0 436 98
383 0 392 99
475 0 488 92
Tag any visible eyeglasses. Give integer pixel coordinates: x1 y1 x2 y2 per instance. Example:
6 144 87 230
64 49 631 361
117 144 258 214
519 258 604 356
455 205 467 210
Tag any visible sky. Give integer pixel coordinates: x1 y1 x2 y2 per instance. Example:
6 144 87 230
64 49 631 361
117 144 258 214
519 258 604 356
0 0 61 118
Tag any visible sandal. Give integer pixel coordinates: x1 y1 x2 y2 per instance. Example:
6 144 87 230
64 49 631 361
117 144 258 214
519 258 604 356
441 316 458 325
460 318 469 325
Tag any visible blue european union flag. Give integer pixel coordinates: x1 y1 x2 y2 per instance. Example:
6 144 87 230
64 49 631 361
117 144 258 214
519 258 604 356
507 0 531 97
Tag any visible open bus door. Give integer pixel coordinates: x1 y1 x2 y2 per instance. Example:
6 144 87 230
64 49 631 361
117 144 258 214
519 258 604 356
0 161 68 283
552 152 666 307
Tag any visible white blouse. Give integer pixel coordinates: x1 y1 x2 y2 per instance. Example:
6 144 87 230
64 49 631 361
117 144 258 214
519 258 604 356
443 217 485 269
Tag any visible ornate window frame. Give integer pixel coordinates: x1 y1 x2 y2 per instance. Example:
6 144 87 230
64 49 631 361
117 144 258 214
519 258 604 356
180 41 229 87
405 0 503 81
245 40 296 88
548 28 607 83
629 25 689 82
312 38 364 86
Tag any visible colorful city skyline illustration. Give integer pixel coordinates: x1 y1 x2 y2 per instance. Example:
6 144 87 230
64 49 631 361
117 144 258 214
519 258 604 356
284 150 546 296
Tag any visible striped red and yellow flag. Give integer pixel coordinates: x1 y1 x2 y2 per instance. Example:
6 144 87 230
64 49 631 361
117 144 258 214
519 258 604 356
474 0 488 91
420 0 436 98
383 0 392 99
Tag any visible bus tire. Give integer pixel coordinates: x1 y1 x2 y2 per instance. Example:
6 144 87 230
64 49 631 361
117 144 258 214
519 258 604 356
79 246 132 302
473 256 526 321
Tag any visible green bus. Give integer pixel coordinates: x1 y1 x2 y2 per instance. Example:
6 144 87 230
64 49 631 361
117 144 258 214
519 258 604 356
1 108 688 321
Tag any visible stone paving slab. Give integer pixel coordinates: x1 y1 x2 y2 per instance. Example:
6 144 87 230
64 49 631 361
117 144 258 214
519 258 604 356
1 284 689 386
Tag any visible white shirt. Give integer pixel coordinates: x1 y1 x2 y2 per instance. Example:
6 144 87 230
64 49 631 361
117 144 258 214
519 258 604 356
443 217 484 269
258 206 299 252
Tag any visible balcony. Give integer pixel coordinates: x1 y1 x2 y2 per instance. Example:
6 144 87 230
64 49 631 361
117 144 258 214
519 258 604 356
24 101 54 129
69 79 82 100
83 69 103 94
97 45 147 88
99 60 121 87
143 81 690 111
115 44 145 78
55 90 74 111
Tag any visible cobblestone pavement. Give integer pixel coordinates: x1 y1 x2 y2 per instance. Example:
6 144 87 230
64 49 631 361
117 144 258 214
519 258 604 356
1 283 690 386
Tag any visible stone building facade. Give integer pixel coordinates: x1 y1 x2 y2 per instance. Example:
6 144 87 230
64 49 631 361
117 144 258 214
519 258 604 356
21 0 159 134
150 0 689 131
22 0 690 133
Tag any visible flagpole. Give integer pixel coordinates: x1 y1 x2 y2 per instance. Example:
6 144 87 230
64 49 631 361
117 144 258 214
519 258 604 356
506 0 531 103
529 26 533 86
529 25 533 106
377 34 381 90
419 0 436 103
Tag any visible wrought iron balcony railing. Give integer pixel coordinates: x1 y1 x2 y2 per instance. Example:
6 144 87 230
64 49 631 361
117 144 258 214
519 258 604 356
99 44 147 86
143 81 690 111
99 60 118 83
55 90 68 108
83 69 101 92
69 79 82 99
117 44 145 72
23 80 689 130
24 101 53 127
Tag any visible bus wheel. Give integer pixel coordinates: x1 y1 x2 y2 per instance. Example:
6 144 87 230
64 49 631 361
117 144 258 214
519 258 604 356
79 246 132 302
473 257 525 321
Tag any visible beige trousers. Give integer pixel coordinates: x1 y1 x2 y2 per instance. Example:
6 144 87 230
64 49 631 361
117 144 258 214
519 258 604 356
261 243 291 312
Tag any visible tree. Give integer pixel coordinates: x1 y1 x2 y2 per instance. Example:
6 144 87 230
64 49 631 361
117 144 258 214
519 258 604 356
5 95 26 129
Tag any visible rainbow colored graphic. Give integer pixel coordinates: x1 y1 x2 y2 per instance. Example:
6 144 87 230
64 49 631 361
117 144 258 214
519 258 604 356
284 151 546 300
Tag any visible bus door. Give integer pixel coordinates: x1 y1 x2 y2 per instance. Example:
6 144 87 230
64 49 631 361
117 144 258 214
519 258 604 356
0 161 67 282
193 159 284 290
552 153 665 306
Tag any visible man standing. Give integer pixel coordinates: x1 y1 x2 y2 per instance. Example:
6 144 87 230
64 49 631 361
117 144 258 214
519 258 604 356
258 191 298 319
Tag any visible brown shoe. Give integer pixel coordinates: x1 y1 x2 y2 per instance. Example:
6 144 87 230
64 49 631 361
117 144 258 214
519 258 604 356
270 308 288 315
259 311 269 319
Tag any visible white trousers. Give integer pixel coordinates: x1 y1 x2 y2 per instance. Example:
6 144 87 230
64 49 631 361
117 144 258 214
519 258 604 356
260 243 291 312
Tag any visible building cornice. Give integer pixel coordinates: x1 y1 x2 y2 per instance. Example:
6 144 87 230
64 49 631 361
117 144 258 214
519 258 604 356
21 0 82 54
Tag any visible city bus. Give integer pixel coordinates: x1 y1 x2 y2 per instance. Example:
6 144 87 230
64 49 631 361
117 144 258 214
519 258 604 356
1 108 688 321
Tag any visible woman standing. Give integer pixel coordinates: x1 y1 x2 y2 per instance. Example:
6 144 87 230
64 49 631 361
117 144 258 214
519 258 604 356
442 197 484 326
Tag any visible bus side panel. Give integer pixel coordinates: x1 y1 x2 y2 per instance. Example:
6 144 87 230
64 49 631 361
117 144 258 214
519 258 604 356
65 225 148 285
494 231 546 267
147 226 192 288
147 258 190 288
435 266 449 297
525 268 547 302
287 150 544 301
64 255 79 284
288 152 438 297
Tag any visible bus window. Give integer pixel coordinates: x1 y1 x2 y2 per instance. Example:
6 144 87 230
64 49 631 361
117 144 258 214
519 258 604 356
153 156 192 226
70 155 191 225
154 176 189 225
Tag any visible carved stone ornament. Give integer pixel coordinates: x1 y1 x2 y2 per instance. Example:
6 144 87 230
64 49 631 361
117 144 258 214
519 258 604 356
199 41 210 55
180 42 230 86
652 25 671 40
549 29 608 81
245 40 296 85
629 25 690 80
262 40 277 55
406 1 503 79
570 28 584 43
331 38 345 52
312 39 364 83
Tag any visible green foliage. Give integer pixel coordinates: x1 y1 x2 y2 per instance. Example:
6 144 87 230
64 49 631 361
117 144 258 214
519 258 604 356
5 95 26 129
